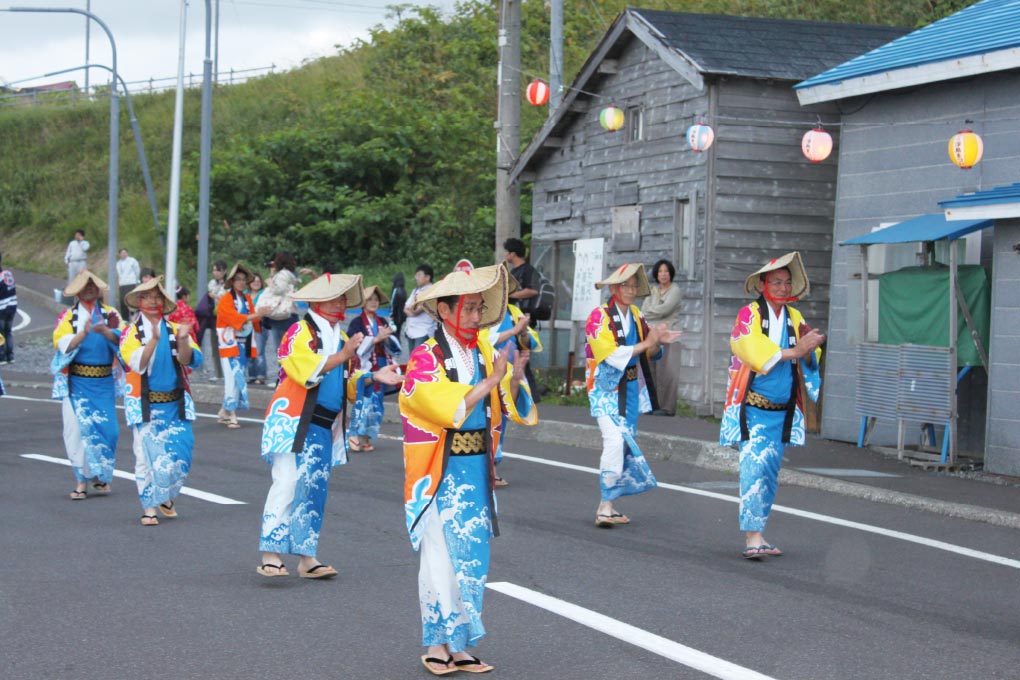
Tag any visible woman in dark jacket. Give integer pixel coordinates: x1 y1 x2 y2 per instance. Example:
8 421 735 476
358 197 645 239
389 272 407 336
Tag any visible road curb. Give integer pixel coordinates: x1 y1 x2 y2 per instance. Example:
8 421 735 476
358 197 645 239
8 378 1020 531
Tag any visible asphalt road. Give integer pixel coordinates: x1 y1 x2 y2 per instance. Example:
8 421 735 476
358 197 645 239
2 387 1018 680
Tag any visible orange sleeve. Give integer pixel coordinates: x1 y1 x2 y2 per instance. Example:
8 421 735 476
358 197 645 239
216 293 248 330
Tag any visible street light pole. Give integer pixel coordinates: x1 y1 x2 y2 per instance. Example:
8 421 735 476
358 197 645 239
197 0 214 307
165 0 188 291
5 6 120 298
43 64 161 240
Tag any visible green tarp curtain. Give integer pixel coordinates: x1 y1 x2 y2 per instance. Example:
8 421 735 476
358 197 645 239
878 265 990 367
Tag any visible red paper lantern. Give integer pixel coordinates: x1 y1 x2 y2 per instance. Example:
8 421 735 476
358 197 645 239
802 127 833 163
948 130 983 169
526 80 549 106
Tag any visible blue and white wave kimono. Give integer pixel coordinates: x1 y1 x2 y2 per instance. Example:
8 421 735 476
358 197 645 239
585 303 660 502
120 316 202 510
347 312 401 442
52 302 123 485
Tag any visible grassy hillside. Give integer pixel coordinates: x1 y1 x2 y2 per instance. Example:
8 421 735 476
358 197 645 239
0 0 963 287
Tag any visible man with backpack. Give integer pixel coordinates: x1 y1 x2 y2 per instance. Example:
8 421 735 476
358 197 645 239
504 238 551 400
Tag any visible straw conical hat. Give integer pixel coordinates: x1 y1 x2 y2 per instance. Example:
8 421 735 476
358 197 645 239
124 276 176 314
292 272 364 308
225 262 253 284
595 263 651 297
501 261 519 295
414 264 508 329
64 269 108 297
362 285 389 306
743 251 810 299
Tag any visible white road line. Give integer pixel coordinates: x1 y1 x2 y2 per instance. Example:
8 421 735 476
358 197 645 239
487 581 777 680
501 451 1020 571
6 395 1018 569
19 453 246 505
13 308 30 331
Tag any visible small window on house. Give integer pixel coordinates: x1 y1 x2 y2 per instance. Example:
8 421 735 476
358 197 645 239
673 196 695 279
545 190 572 222
626 106 644 142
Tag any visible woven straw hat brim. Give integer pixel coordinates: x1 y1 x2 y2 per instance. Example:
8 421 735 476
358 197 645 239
124 276 176 314
292 273 364 308
226 262 253 284
414 264 508 329
595 263 651 297
743 251 810 298
64 269 108 297
501 262 519 295
362 285 390 306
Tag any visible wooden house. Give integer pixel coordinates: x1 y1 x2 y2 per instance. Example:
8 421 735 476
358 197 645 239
512 9 905 414
795 0 1020 473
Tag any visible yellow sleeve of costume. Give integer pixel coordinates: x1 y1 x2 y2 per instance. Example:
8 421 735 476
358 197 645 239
729 302 781 373
119 322 142 366
585 306 618 365
53 309 75 350
278 321 327 388
788 306 822 367
485 340 538 426
400 341 473 429
507 305 543 352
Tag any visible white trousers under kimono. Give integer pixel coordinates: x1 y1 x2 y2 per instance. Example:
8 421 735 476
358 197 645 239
62 398 90 475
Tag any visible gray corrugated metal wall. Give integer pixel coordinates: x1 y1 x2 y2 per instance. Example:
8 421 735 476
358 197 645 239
822 72 1020 458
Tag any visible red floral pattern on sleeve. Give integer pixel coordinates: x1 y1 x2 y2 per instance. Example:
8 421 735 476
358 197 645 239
400 343 440 398
731 305 753 340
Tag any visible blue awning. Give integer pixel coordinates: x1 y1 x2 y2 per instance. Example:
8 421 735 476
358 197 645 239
839 213 993 246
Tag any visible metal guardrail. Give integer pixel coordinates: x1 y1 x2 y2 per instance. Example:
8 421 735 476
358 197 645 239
0 65 276 108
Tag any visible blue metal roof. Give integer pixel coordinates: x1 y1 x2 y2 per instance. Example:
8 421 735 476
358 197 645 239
839 214 993 245
797 0 1020 90
939 183 1020 208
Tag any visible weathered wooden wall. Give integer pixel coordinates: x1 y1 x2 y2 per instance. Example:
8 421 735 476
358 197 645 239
708 76 838 410
530 39 842 415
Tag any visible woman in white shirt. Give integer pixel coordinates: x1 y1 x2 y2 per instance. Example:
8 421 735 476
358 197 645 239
641 259 683 416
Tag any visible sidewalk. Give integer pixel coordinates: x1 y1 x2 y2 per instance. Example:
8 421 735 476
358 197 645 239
4 272 1018 531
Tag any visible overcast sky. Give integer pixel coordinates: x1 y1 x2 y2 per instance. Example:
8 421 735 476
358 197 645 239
0 0 457 90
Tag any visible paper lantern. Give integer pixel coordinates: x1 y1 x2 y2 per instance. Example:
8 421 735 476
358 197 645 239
525 79 549 106
599 106 624 132
801 127 833 163
949 130 983 169
687 123 714 152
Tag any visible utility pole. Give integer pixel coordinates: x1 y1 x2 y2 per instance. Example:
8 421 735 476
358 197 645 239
549 0 563 113
213 0 220 84
494 0 522 257
165 0 188 291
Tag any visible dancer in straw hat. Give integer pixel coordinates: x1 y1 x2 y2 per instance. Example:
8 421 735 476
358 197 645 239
720 252 824 560
51 270 124 501
586 263 681 528
399 264 537 675
345 285 402 452
119 277 203 526
257 273 403 579
215 263 264 429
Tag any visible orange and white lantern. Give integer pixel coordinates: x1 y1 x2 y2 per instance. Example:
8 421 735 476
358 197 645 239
801 127 833 163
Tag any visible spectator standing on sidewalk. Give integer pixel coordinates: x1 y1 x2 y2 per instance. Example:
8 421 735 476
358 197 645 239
0 253 17 364
390 271 407 338
260 252 301 363
720 252 824 560
64 229 90 284
641 259 684 416
116 248 141 319
403 263 436 353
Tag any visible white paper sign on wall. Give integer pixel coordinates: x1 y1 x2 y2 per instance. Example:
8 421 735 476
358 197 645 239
571 238 605 321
